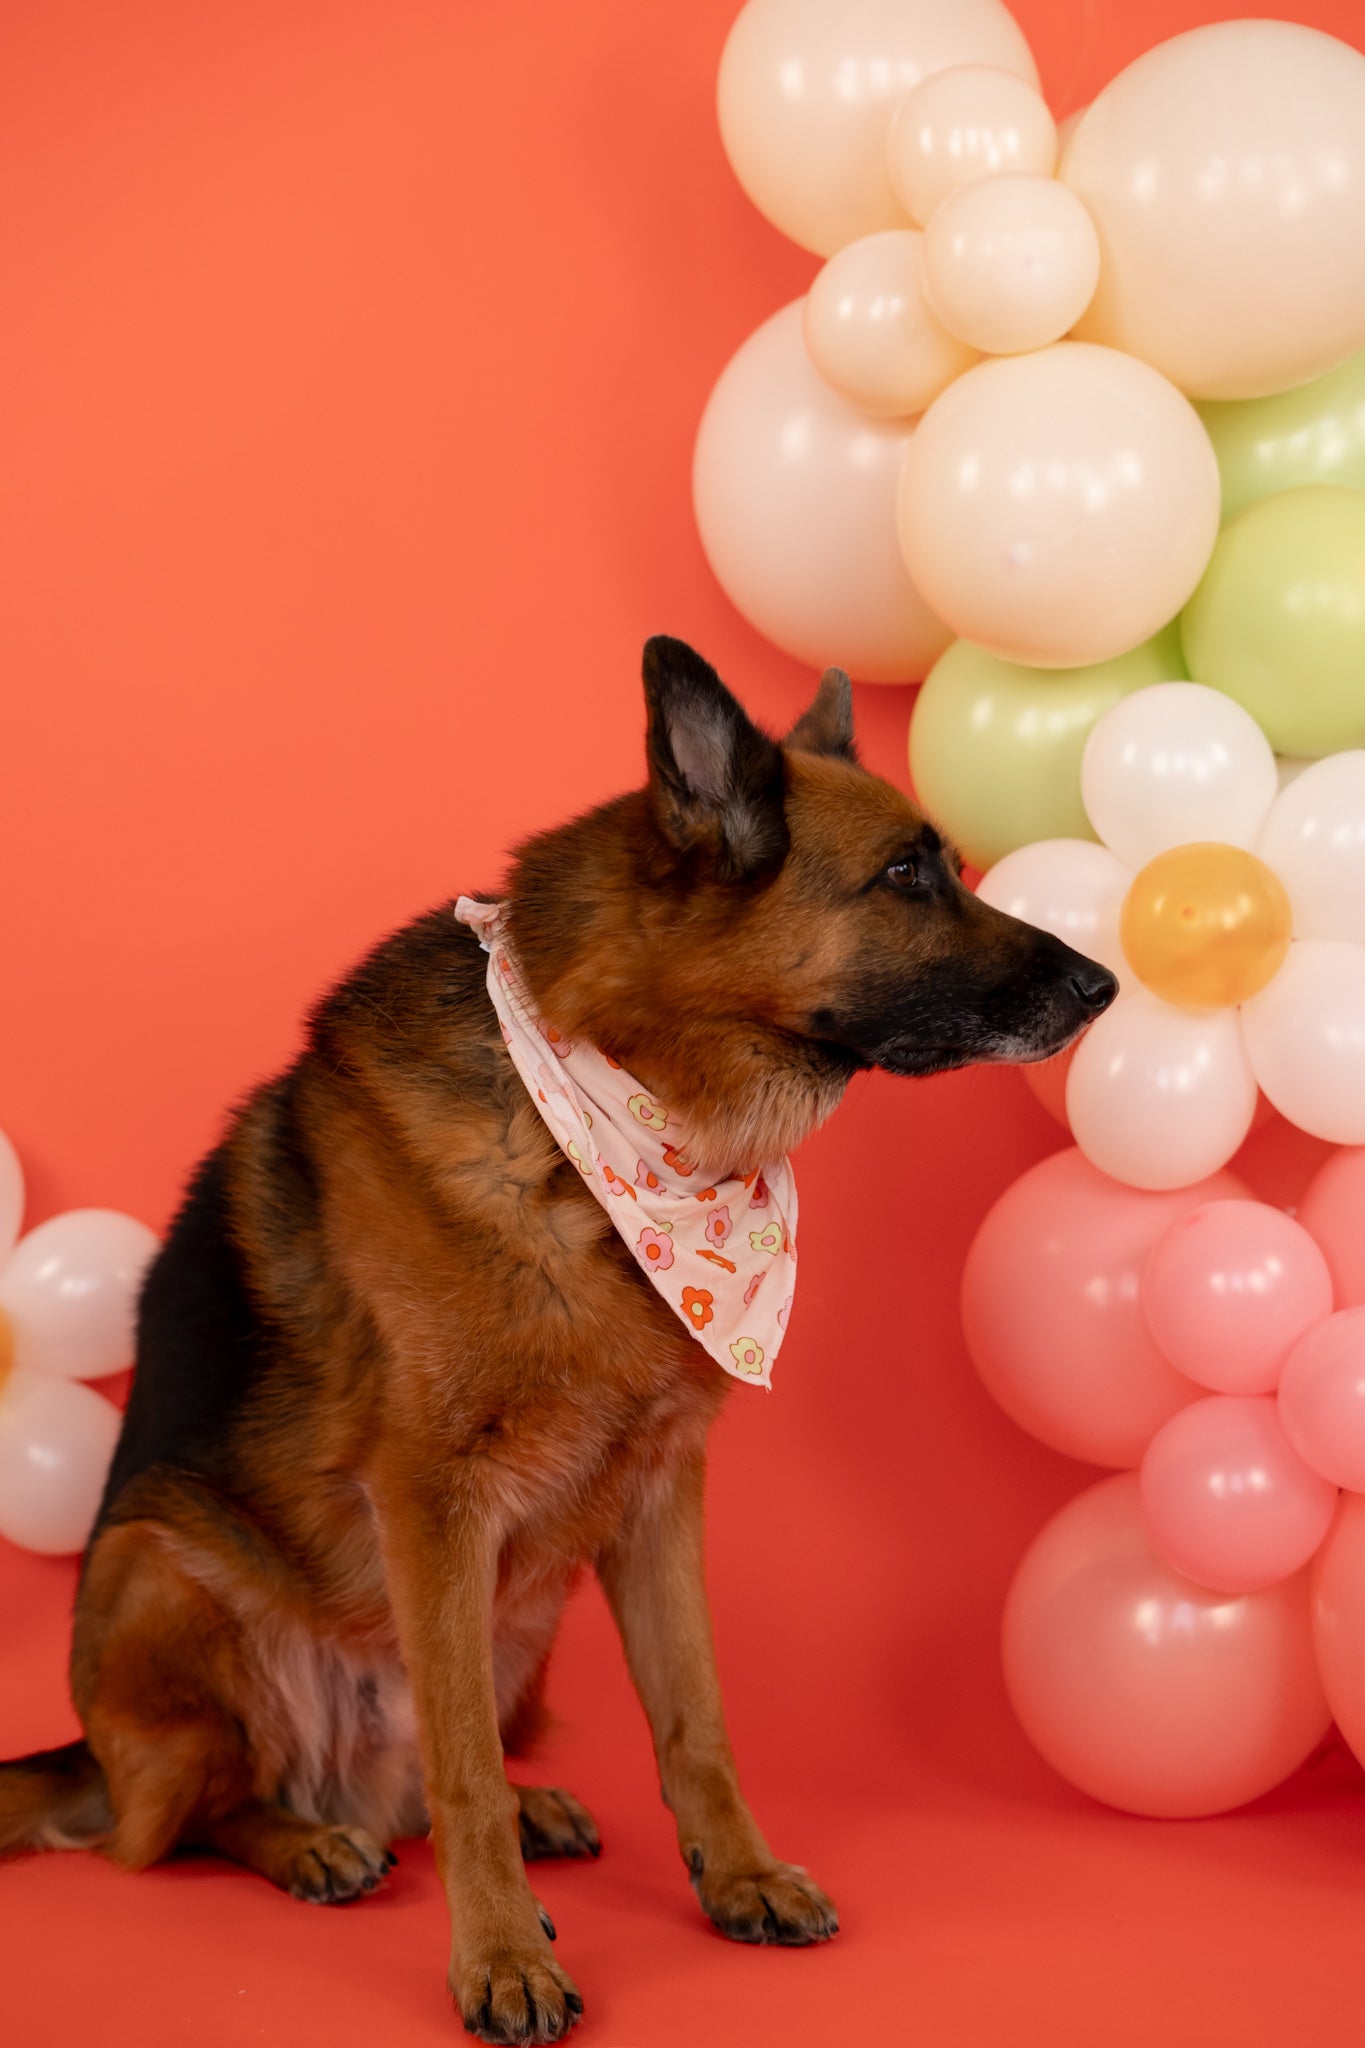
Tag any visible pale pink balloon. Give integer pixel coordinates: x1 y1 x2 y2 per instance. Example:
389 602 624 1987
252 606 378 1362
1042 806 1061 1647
0 1366 120 1555
961 1147 1245 1467
1139 1396 1336 1594
922 174 1100 356
1004 1473 1330 1817
803 230 978 418
0 1208 160 1381
0 1127 23 1267
1278 1310 1365 1493
1142 1200 1334 1395
1312 1492 1365 1774
1242 941 1365 1147
886 63 1057 227
1298 1147 1365 1307
1021 1042 1075 1129
896 342 1220 669
694 301 951 682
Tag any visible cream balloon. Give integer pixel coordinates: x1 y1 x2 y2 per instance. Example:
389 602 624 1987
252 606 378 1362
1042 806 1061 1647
922 174 1100 356
694 301 950 682
1064 21 1365 399
0 1208 160 1381
976 840 1129 980
885 63 1056 228
1242 942 1365 1146
896 343 1219 668
1256 753 1365 947
0 1367 120 1555
804 230 978 418
1067 990 1259 1191
1055 105 1088 160
0 1129 22 1267
717 0 1040 257
1081 683 1278 873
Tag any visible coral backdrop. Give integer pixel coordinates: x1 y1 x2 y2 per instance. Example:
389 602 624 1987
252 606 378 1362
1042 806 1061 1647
2 4 1363 2044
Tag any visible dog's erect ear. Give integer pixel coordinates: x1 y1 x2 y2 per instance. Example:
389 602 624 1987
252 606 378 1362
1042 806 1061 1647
784 667 857 761
642 636 788 879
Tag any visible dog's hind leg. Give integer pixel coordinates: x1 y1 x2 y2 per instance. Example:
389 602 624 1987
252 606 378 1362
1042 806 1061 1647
195 1802 394 1902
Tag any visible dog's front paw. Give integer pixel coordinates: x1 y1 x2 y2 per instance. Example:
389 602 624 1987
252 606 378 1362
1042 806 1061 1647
691 1854 839 1947
452 1945 583 2044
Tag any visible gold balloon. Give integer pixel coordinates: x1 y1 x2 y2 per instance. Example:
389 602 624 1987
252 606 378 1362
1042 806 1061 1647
1120 843 1293 1010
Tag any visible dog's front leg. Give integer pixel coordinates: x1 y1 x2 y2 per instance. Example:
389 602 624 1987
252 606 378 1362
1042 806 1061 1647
372 1460 582 2043
597 1444 839 1948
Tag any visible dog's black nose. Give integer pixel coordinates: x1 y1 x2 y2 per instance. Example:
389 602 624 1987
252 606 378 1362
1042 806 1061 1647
1069 964 1119 1015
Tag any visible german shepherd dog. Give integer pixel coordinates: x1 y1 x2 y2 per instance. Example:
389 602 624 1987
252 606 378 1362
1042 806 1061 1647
0 638 1115 2042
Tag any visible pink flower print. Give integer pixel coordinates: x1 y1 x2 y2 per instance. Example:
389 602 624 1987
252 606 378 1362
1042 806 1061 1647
637 1224 674 1272
628 1091 668 1132
542 1021 573 1060
499 1022 513 1046
600 1160 637 1200
637 1161 665 1193
729 1336 765 1378
749 1219 784 1257
749 1175 769 1210
743 1269 767 1310
777 1295 793 1331
704 1205 731 1249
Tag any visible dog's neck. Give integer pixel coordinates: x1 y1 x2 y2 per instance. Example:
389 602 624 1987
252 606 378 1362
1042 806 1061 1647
502 792 856 1174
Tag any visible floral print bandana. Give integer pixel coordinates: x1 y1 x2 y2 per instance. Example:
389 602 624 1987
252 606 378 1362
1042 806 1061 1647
455 898 798 1390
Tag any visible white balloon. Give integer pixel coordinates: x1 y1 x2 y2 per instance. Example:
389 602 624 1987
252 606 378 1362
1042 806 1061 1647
977 840 1130 980
717 0 1040 256
0 1367 120 1555
694 301 951 682
803 229 978 418
1067 990 1259 1190
922 174 1100 356
1242 941 1365 1145
1256 752 1365 946
1081 683 1278 872
0 1209 160 1381
885 63 1057 228
0 1128 23 1267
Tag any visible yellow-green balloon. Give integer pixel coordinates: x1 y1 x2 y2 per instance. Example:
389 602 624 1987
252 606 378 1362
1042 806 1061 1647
1181 486 1365 757
1198 349 1365 522
908 623 1187 870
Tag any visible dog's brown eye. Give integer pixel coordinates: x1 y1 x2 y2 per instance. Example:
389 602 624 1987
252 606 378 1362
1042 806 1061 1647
883 858 919 890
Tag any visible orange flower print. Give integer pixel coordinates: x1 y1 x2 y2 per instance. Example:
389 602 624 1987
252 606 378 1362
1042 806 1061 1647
749 1175 769 1210
603 1051 623 1070
600 1160 637 1200
729 1336 765 1377
628 1092 668 1132
743 1269 767 1309
662 1142 695 1176
543 1023 573 1060
692 1186 718 1204
704 1205 731 1248
637 1224 674 1271
680 1286 715 1333
696 1248 737 1274
749 1219 784 1256
637 1161 665 1192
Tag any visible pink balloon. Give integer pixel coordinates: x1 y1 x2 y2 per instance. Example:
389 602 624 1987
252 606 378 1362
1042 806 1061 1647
1298 1146 1365 1308
1312 1492 1365 1775
961 1147 1245 1467
1141 1200 1334 1395
1139 1395 1336 1594
1004 1473 1330 1817
0 1208 160 1380
1020 1042 1075 1129
1278 1309 1365 1492
0 1366 120 1556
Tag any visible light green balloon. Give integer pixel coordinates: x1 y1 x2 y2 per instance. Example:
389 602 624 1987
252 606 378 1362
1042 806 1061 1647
1181 486 1365 758
1197 350 1365 522
908 623 1187 871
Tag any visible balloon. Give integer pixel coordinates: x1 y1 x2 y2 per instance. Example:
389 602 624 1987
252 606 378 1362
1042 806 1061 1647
1119 844 1292 1011
1021 1042 1075 1129
1298 1148 1365 1308
1080 682 1277 873
803 230 978 419
1180 487 1365 759
1312 1494 1365 1785
1197 349 1365 522
885 63 1056 228
1230 1107 1335 1215
961 1147 1244 1468
1063 22 1365 399
1054 105 1088 158
1142 1200 1334 1396
1003 1474 1329 1817
1256 753 1365 948
694 302 950 682
716 0 1039 257
1139 1396 1336 1595
922 174 1099 356
1280 1310 1365 1492
976 840 1128 980
0 1209 159 1381
1241 941 1365 1147
0 1128 23 1267
1066 991 1259 1192
0 1366 120 1555
908 623 1186 870
896 343 1220 668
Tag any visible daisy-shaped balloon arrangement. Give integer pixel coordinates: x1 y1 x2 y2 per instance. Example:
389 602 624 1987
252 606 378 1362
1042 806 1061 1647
978 684 1365 1190
0 1127 158 1555
962 1144 1365 1819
